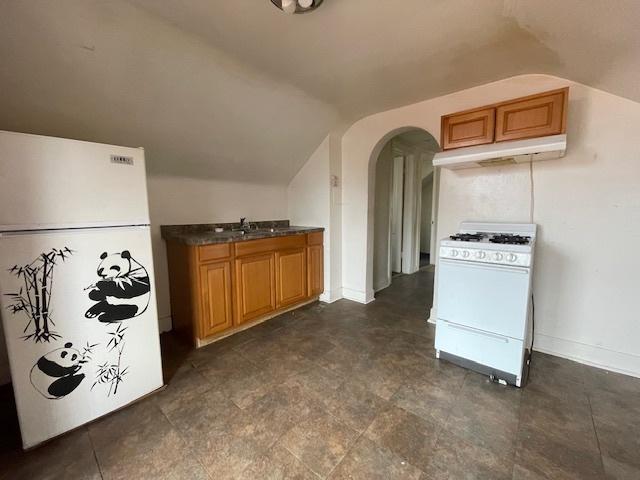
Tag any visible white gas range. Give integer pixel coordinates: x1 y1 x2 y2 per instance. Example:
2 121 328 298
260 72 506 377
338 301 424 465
434 222 537 387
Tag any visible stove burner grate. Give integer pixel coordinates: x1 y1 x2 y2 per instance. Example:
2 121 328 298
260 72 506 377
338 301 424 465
449 233 485 242
489 234 531 245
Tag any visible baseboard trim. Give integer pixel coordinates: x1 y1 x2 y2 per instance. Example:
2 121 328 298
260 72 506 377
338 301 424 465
374 280 391 293
427 307 437 324
533 333 640 379
342 287 375 304
320 289 343 304
196 296 319 349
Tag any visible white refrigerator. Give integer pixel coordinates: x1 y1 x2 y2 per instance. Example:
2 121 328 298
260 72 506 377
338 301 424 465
0 131 164 449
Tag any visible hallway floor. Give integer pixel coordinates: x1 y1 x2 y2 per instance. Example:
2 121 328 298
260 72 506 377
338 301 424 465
1 270 639 479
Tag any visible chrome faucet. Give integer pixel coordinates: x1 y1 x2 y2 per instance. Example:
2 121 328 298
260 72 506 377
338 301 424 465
238 218 257 232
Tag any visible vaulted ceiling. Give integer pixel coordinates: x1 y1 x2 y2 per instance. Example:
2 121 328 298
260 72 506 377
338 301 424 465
0 0 638 185
130 0 640 118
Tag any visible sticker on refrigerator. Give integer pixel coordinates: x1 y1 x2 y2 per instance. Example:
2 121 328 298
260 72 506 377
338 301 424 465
84 249 151 397
92 345 129 397
84 250 151 323
30 341 96 399
5 247 75 343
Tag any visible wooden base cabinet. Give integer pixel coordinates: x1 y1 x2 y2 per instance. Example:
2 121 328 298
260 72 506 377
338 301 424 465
199 261 233 337
235 253 277 325
165 231 323 346
276 248 307 308
307 233 324 297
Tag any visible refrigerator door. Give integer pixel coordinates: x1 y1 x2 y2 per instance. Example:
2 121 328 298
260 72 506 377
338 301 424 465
0 226 163 448
0 131 150 231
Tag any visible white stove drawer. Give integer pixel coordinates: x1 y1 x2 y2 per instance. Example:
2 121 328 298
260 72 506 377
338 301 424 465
435 319 525 376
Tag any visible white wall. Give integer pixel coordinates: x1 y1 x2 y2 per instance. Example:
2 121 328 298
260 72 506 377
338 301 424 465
372 142 393 291
420 175 434 254
147 175 288 332
0 0 339 185
287 136 333 302
340 74 640 377
286 132 345 303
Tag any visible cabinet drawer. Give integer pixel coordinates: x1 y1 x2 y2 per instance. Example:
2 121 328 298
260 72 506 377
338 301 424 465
495 88 567 142
307 231 323 246
235 235 306 257
199 243 231 263
441 107 495 150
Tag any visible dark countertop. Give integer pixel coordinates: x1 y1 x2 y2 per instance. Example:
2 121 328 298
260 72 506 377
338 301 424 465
161 220 324 246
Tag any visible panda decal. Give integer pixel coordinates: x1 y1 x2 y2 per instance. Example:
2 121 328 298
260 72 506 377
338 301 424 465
30 343 86 399
84 250 151 323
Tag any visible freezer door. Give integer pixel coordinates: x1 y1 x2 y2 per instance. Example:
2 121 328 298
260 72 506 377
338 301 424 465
0 131 149 231
0 226 163 448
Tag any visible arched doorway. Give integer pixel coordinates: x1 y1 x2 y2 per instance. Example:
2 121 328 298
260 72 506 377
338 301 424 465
369 128 440 297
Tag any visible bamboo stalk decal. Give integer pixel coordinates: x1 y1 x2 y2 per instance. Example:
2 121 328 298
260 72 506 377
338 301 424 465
41 253 50 338
5 247 74 343
31 271 40 337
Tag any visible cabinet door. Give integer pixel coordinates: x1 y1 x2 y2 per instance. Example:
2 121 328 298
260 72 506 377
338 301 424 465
441 108 495 150
276 248 307 308
495 88 567 142
235 253 276 324
307 244 324 297
199 261 233 337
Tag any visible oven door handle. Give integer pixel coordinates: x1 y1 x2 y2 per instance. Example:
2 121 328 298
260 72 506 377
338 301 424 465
438 258 529 274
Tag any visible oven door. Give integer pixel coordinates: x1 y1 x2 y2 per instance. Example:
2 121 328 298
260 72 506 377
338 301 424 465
436 258 530 340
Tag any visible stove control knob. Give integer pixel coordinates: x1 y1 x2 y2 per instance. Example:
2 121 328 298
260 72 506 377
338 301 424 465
461 250 470 258
475 251 486 259
450 249 458 257
506 253 517 263
494 252 504 261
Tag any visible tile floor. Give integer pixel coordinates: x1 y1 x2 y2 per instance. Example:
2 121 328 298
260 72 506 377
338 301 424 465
1 269 639 479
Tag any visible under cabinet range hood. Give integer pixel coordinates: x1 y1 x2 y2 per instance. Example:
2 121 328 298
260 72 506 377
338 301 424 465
433 134 567 170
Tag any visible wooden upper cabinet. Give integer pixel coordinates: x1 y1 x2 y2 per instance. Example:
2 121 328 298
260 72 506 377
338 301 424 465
235 253 276 325
276 248 307 308
440 87 569 150
199 261 233 337
441 107 496 150
495 88 568 142
307 244 324 297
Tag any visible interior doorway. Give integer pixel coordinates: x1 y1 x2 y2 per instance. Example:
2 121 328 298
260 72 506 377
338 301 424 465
372 129 439 293
390 155 404 275
420 171 435 268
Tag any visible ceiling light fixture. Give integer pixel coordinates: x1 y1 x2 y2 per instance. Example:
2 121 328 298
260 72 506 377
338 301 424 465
271 0 323 14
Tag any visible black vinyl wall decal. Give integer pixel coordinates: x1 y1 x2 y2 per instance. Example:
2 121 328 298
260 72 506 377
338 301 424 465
30 342 96 399
6 247 75 342
84 250 151 323
85 250 150 397
92 345 128 397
